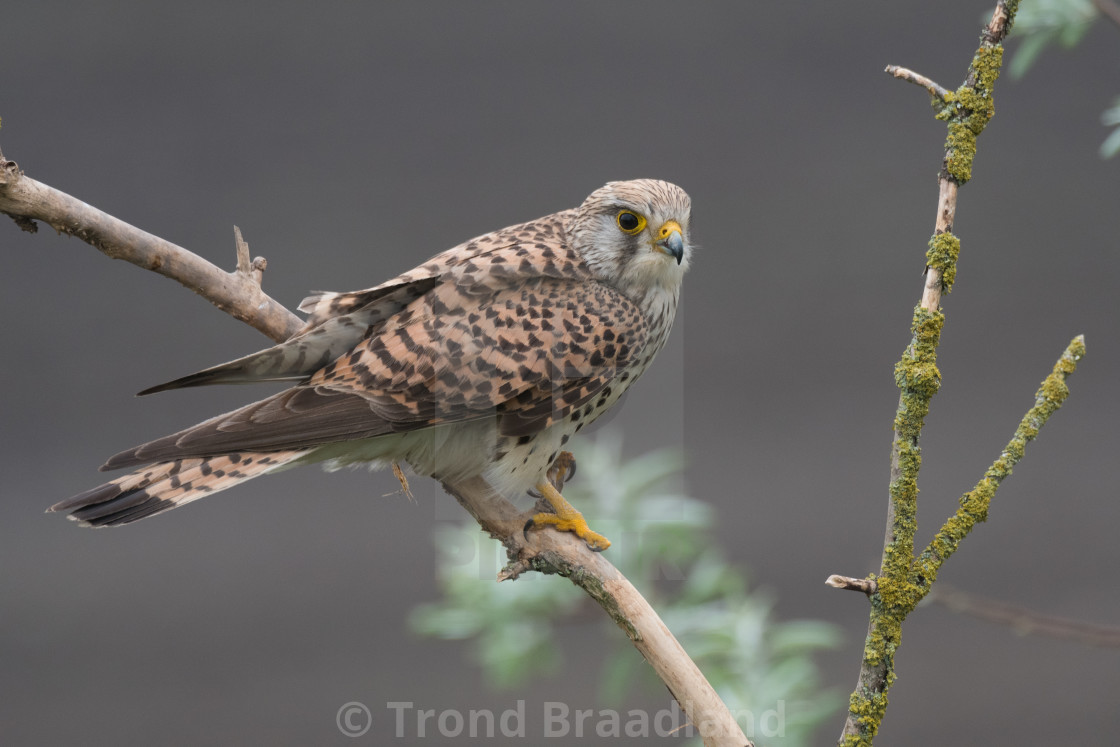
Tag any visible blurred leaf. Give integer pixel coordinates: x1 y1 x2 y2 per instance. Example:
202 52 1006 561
1101 98 1120 158
1003 0 1098 78
599 646 642 705
408 604 485 639
768 620 846 655
1009 32 1057 78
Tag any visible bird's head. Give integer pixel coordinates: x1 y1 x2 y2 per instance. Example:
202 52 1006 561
568 179 693 302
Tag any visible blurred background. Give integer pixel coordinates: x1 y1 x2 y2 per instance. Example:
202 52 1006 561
2 1 1118 744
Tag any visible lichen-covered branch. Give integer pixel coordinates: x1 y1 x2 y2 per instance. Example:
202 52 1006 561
833 3 1084 745
839 344 1084 747
913 336 1084 584
0 149 751 747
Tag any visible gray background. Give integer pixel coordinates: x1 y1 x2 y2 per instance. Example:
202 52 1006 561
3 1 1118 744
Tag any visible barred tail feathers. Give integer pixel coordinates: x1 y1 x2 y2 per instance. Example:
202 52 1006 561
49 450 307 527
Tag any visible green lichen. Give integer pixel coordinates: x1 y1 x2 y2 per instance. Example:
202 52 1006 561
840 8 1084 746
926 232 960 293
883 306 944 586
914 336 1085 586
841 600 901 745
1002 0 1022 32
843 688 889 745
942 44 1005 183
894 307 944 405
944 121 977 183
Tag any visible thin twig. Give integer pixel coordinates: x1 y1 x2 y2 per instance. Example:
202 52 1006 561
884 65 952 102
0 153 751 747
234 225 252 276
825 575 877 595
233 226 268 287
1091 0 1120 32
0 162 300 342
929 584 1120 649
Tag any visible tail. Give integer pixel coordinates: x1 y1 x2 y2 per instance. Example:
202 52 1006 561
49 450 307 527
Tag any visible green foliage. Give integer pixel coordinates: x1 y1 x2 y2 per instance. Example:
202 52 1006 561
1000 0 1120 157
1100 97 1120 157
1004 0 1097 78
410 432 843 745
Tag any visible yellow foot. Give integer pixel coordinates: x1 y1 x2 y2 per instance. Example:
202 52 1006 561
524 478 610 552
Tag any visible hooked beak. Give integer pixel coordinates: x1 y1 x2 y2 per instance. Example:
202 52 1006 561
654 220 684 265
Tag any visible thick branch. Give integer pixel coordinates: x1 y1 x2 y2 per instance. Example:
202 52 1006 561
0 156 301 343
445 477 751 746
1 151 750 747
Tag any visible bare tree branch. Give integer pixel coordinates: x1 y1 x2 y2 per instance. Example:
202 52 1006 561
1092 0 1120 33
928 584 1120 649
0 151 751 747
883 65 952 102
0 154 301 343
825 575 877 595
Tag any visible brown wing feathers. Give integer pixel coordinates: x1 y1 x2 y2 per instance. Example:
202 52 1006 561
52 206 654 526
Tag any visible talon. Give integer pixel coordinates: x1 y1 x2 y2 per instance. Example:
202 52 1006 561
524 478 610 551
547 451 578 491
564 458 577 484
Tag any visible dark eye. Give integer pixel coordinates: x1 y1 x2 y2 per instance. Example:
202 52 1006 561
616 210 646 234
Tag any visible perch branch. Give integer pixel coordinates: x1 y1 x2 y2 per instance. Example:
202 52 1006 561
0 151 751 747
445 477 751 746
0 154 300 343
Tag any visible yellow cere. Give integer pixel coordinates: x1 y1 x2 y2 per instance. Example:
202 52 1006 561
658 220 682 240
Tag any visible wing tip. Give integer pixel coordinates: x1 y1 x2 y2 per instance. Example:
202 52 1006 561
136 370 221 396
136 382 174 397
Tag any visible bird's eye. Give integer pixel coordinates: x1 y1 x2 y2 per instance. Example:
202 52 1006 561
616 210 646 235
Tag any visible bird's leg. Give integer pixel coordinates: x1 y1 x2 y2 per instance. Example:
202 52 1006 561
524 469 610 552
391 462 414 501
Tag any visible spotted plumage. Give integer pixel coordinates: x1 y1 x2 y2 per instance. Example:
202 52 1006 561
50 179 693 533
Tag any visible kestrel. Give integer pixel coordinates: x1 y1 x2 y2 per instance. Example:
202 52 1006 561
50 179 693 550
